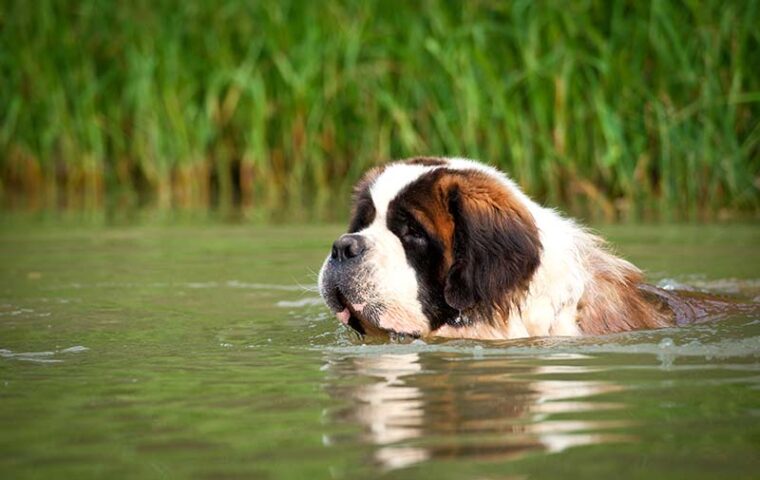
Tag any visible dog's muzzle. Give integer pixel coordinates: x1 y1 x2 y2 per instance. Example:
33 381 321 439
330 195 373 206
320 234 377 334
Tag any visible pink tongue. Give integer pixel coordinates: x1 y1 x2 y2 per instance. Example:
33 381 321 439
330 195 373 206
336 308 350 325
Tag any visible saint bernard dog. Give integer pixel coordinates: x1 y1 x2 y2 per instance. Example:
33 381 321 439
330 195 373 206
318 157 696 340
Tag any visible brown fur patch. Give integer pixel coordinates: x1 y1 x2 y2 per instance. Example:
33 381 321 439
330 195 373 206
576 242 673 334
390 168 541 328
437 170 541 319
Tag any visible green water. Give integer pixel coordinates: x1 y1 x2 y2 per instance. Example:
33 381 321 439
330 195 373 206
1 221 759 479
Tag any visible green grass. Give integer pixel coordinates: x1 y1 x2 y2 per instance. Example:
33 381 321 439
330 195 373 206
1 0 758 220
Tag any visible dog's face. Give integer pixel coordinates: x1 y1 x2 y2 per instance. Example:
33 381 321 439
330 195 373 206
318 158 542 337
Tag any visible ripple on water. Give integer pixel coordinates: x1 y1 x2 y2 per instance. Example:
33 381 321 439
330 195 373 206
317 328 760 361
0 345 89 363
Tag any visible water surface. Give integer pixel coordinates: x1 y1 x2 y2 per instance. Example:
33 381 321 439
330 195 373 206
1 221 758 479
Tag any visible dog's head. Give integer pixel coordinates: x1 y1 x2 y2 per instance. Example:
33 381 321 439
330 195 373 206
318 158 542 337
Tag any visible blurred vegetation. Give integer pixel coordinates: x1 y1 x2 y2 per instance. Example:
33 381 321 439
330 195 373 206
1 0 759 221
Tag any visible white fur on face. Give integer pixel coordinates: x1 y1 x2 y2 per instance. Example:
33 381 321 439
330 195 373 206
369 164 434 218
317 163 442 335
353 164 440 334
356 221 429 334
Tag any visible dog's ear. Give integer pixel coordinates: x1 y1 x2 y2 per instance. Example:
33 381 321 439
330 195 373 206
443 174 542 312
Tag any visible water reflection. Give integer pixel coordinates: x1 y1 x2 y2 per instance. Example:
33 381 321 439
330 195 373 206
323 351 633 470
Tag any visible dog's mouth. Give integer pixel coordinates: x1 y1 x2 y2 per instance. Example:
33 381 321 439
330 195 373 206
332 289 421 340
335 289 369 335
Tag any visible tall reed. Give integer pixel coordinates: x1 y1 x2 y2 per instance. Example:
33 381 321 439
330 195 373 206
1 0 758 220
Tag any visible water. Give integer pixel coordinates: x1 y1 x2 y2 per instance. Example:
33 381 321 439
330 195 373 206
1 221 758 479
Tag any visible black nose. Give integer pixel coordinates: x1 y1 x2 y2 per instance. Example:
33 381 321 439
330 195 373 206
331 234 366 262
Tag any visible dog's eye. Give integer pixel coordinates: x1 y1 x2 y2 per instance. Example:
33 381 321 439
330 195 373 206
401 225 427 246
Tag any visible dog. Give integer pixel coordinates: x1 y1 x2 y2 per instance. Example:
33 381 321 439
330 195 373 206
318 157 734 340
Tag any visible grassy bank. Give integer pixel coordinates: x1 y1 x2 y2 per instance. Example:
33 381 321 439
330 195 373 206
1 0 758 220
